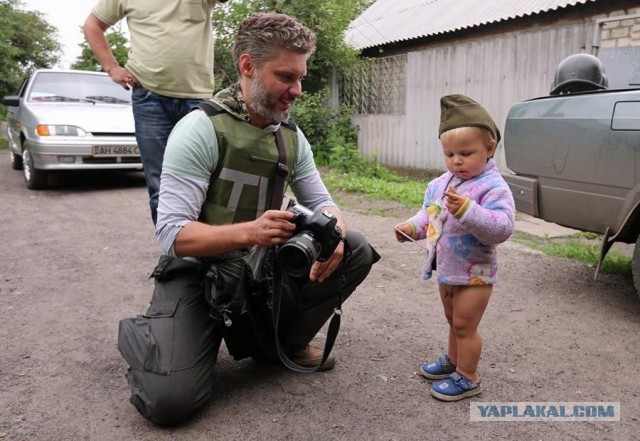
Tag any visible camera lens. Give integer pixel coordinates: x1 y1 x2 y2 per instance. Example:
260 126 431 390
277 231 321 277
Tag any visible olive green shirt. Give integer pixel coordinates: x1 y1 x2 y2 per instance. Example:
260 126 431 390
92 0 218 98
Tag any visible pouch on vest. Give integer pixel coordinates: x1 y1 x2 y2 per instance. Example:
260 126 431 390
203 247 289 361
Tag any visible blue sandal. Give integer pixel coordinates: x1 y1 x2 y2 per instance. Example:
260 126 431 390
420 354 456 380
430 372 482 401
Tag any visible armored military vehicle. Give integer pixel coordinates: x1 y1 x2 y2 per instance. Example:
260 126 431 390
502 53 640 293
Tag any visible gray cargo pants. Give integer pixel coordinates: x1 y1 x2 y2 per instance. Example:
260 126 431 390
117 230 379 425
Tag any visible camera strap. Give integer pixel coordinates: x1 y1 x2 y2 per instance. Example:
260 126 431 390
271 269 343 373
269 126 346 372
271 241 352 373
269 126 331 372
270 129 289 210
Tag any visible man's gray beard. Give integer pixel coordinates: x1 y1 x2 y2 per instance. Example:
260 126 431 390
248 73 289 123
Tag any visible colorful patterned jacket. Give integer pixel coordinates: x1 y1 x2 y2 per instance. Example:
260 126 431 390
407 159 515 285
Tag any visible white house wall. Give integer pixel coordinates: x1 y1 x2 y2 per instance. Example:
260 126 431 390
354 115 407 167
352 22 590 172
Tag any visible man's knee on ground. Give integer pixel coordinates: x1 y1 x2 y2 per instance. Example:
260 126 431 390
128 367 215 426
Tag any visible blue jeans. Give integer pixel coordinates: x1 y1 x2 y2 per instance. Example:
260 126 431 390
132 86 204 225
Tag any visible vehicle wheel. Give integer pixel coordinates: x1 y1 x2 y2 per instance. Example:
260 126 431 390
633 235 640 296
10 150 23 170
22 148 48 189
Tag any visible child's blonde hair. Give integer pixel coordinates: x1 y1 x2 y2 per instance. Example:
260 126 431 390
439 126 495 148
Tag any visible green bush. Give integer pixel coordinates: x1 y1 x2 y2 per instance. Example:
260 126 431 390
291 88 392 178
290 86 427 207
328 140 398 180
291 88 358 165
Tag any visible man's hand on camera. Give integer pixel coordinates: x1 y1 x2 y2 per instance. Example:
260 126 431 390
309 238 344 283
251 210 296 246
308 206 345 283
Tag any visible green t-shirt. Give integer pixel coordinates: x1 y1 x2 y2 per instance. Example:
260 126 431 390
93 0 218 98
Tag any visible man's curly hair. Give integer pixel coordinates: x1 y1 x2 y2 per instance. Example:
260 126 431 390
233 12 317 74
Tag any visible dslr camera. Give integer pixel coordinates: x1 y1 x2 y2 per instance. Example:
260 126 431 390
276 200 343 277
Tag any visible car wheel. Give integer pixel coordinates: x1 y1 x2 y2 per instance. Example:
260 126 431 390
10 150 24 170
22 148 48 189
633 235 640 296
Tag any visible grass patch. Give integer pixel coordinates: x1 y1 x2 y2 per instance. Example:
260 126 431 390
510 231 632 276
0 110 6 149
322 170 433 208
572 231 601 240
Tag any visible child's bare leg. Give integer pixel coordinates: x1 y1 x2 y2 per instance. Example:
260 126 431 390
439 284 456 364
451 285 492 382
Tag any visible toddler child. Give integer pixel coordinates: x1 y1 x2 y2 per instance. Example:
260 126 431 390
394 94 515 401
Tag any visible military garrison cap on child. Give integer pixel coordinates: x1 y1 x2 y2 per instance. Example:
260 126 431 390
438 94 501 144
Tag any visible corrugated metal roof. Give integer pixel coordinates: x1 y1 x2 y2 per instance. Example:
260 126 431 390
345 0 599 49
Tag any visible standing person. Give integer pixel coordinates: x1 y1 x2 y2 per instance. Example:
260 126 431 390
83 0 227 225
117 12 379 425
394 95 515 401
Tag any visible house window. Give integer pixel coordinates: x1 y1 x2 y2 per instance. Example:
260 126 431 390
340 54 406 115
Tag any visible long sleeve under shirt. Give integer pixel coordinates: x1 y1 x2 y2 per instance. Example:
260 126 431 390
155 109 337 256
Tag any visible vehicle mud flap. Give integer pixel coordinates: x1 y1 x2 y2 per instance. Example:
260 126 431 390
594 227 613 281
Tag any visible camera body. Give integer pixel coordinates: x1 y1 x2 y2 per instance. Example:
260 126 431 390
276 200 343 277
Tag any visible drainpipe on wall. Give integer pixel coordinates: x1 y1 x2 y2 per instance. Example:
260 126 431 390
592 13 640 56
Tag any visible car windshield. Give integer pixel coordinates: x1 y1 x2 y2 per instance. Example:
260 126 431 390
27 72 132 104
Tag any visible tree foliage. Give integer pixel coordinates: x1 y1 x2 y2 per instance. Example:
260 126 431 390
0 0 61 101
71 25 129 72
212 0 372 93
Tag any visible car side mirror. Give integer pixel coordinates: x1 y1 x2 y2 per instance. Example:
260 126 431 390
2 96 20 106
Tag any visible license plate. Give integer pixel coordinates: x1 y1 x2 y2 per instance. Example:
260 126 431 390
93 145 140 156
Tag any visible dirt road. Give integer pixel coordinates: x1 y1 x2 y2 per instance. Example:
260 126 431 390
1 149 639 440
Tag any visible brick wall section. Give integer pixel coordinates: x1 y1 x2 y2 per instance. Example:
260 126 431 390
600 7 640 47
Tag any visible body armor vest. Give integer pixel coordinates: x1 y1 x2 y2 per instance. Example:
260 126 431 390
197 102 299 225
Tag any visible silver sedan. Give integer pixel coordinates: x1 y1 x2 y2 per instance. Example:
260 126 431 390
3 69 142 189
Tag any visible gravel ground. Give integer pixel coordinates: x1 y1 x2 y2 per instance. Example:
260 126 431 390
0 148 639 440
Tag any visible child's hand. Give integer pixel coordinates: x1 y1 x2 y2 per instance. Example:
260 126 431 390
393 222 414 242
444 186 468 215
